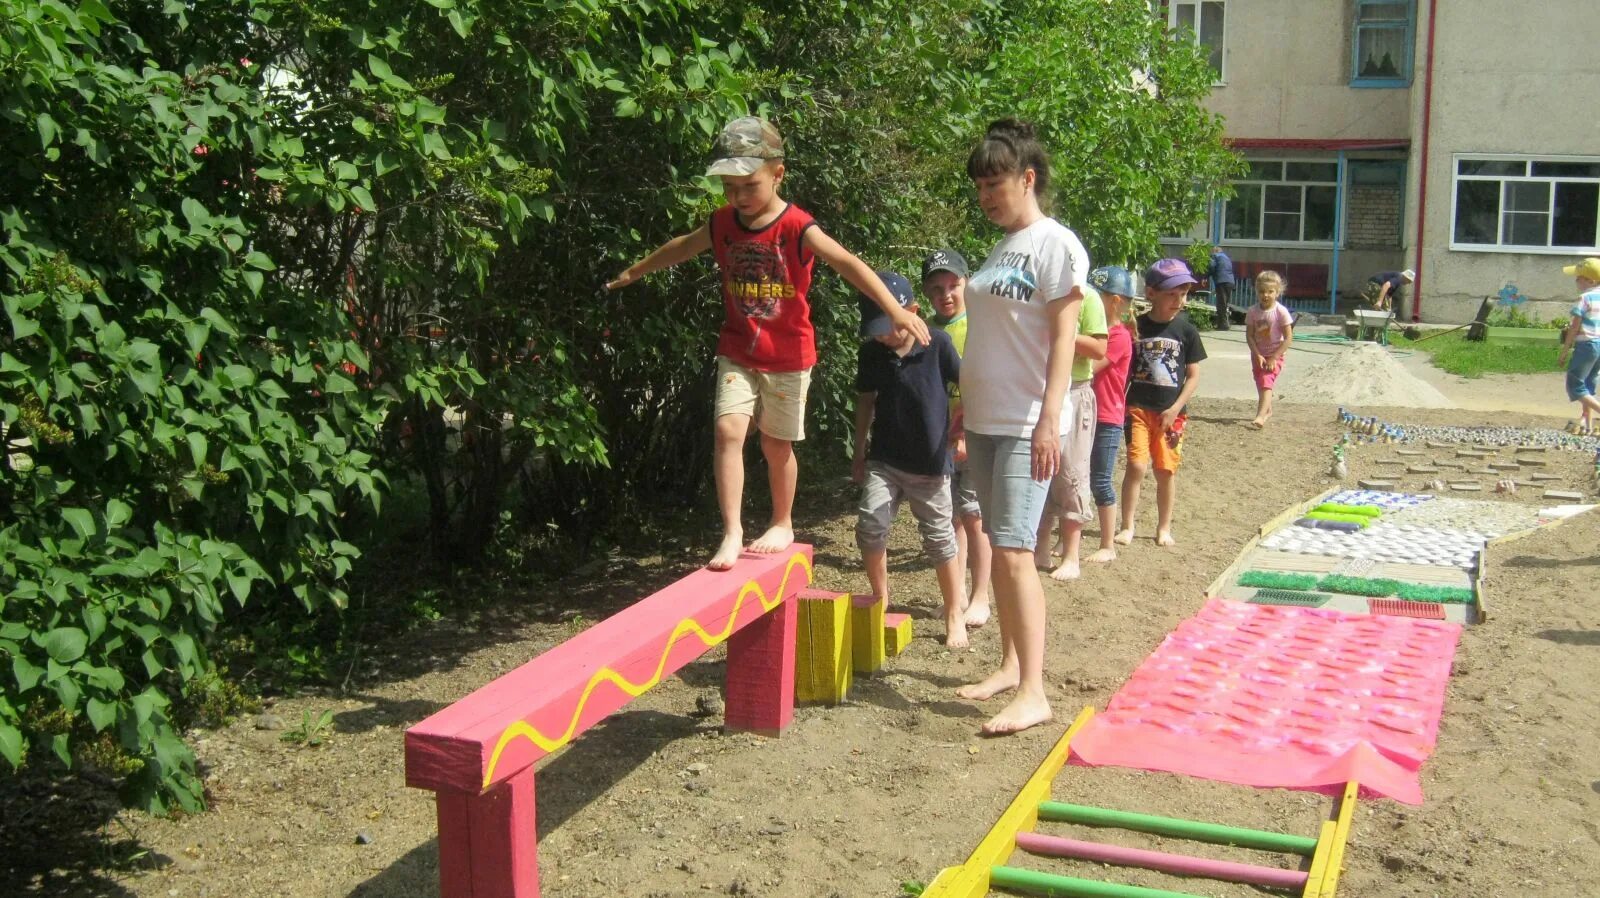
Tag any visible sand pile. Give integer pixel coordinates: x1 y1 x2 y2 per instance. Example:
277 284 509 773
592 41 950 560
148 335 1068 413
1277 342 1453 408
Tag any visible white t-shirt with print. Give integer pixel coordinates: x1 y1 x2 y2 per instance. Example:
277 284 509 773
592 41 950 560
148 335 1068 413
960 217 1089 437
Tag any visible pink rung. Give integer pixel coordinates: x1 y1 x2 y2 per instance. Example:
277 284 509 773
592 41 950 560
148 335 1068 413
1015 831 1309 890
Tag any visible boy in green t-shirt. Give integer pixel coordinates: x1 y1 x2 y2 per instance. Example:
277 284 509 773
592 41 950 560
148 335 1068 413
1035 285 1109 580
921 249 991 627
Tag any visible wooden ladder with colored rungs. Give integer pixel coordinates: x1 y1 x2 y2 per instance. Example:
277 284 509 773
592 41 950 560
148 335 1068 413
922 708 1359 898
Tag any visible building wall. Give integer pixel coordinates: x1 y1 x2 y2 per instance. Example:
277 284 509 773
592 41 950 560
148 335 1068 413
1407 0 1600 322
1205 1 1411 140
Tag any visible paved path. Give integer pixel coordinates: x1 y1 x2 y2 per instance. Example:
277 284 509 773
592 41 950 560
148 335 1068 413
1194 327 1574 419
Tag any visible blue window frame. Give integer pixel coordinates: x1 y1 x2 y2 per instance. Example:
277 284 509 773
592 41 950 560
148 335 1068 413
1351 0 1414 87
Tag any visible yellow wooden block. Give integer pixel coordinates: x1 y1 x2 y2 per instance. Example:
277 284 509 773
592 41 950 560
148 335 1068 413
883 612 913 657
1318 781 1359 897
795 589 852 705
851 595 886 674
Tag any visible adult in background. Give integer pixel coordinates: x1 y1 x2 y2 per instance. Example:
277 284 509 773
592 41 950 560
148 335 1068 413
954 118 1087 736
1208 246 1234 330
1363 268 1414 317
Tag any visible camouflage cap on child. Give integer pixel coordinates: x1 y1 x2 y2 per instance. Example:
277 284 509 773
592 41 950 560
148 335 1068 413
707 117 785 177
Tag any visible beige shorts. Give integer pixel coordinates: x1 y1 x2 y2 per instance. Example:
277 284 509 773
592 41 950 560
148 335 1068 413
714 356 812 442
1046 382 1097 524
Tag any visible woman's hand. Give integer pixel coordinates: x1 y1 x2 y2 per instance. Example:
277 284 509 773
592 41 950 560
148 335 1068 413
1030 418 1061 482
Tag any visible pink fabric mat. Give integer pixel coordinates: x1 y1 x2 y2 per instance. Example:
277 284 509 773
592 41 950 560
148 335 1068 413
1070 599 1460 804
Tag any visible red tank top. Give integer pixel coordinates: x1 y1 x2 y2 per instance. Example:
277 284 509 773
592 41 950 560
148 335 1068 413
710 203 818 371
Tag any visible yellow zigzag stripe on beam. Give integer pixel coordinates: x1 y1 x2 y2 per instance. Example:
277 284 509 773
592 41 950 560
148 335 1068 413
481 551 813 788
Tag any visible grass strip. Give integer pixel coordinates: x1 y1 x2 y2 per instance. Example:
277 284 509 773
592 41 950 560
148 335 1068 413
1394 583 1475 604
1318 575 1405 597
1238 571 1321 591
1312 503 1382 518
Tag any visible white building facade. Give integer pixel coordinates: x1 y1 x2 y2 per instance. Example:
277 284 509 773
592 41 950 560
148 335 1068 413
1166 0 1600 323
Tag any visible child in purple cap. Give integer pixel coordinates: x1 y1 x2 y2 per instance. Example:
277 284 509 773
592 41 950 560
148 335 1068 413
1115 258 1206 549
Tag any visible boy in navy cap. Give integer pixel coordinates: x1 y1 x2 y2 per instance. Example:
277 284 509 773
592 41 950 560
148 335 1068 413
852 271 968 646
1115 259 1206 549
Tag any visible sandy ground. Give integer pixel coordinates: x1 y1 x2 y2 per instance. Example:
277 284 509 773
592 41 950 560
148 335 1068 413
5 400 1599 898
1199 328 1575 419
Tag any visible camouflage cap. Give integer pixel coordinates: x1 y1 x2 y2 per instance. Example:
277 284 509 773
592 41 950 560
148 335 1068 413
707 116 784 177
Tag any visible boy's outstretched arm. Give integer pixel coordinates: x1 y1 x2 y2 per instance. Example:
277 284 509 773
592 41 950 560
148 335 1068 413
606 224 712 289
802 228 931 346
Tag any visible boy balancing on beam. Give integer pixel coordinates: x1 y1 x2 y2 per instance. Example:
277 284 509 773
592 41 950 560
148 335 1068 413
608 117 929 570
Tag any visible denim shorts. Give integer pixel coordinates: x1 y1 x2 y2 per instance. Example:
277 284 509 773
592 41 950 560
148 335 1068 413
964 431 1056 551
855 462 957 562
1566 339 1600 401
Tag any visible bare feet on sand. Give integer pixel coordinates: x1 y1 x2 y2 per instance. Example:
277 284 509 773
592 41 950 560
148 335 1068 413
1247 419 1264 430
1049 559 1080 581
1156 529 1176 547
944 617 969 649
957 669 1018 701
748 524 794 554
1087 547 1117 563
963 601 991 628
982 692 1054 736
1033 541 1056 570
1113 528 1135 546
707 532 743 571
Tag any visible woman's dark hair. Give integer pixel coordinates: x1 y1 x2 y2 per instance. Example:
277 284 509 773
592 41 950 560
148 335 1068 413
966 118 1051 199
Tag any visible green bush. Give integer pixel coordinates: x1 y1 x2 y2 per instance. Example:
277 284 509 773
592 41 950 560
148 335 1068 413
1 0 1238 812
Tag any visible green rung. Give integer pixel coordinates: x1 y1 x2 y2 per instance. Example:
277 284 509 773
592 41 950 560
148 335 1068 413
1037 801 1320 856
991 866 1206 898
1248 589 1331 607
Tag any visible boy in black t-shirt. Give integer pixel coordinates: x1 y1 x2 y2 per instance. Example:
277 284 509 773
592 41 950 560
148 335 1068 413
851 272 968 647
1114 259 1207 549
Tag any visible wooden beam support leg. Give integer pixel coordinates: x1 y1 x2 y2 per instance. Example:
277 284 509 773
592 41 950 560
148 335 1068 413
724 589 797 735
435 766 539 898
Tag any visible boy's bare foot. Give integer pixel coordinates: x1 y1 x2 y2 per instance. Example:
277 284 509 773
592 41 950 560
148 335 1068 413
963 601 991 628
944 617 969 649
749 524 794 555
1032 541 1055 569
1087 547 1117 563
1113 528 1135 546
1049 560 1080 581
708 532 743 571
981 692 1054 736
1247 419 1264 430
957 669 1018 701
1156 530 1176 547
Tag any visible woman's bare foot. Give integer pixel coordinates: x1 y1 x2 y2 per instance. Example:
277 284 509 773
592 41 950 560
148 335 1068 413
1049 559 1080 581
708 532 743 570
963 600 991 628
1087 547 1117 563
957 668 1018 701
748 524 794 554
1156 529 1176 547
981 692 1054 736
944 616 969 649
1113 528 1135 546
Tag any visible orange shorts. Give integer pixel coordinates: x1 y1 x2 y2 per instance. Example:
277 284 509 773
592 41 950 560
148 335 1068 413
1126 406 1185 472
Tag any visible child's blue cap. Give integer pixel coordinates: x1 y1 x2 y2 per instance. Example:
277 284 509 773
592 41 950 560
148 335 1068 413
858 271 915 339
1088 266 1140 300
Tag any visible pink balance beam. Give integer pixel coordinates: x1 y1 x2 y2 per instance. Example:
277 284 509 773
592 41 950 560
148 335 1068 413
404 546 811 898
1015 831 1309 891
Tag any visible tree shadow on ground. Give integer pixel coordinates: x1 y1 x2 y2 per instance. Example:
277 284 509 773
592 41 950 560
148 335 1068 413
0 771 166 898
1535 629 1600 646
1501 553 1600 569
345 709 708 898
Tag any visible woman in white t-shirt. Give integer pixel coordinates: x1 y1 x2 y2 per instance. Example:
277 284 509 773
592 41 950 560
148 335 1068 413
955 119 1088 735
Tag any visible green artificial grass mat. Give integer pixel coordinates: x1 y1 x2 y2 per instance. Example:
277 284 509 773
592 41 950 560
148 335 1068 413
1394 583 1476 604
1304 511 1374 528
1318 499 1382 515
1238 571 1321 591
1236 571 1476 603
